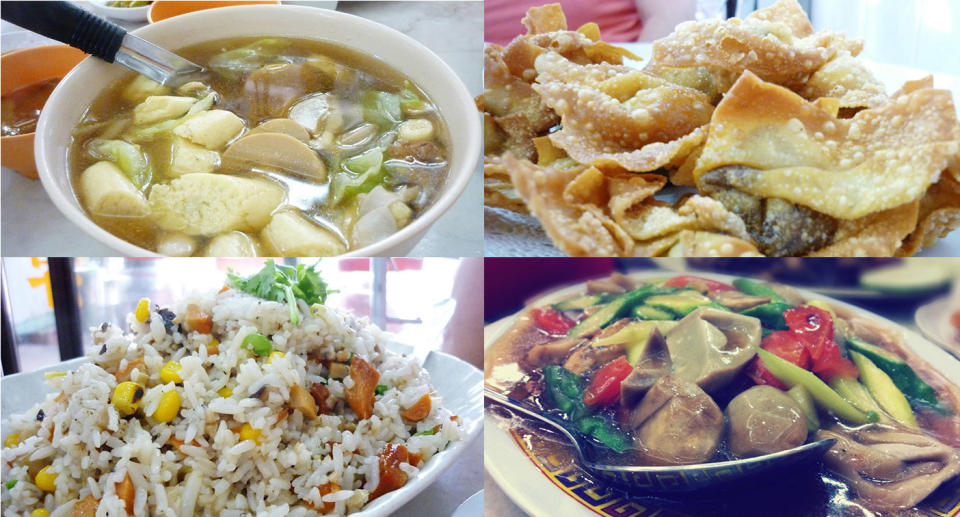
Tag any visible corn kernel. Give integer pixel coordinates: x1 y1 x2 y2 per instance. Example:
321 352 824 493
4 434 20 448
135 298 150 323
111 382 144 416
267 351 285 364
152 390 181 423
217 387 233 398
43 372 66 379
31 509 49 517
34 466 56 492
238 423 261 443
206 339 220 356
160 361 183 384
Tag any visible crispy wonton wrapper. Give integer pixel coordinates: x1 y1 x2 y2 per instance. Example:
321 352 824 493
485 2 959 256
484 156 528 213
481 3 640 204
693 71 960 220
483 45 560 162
506 154 762 257
801 51 887 112
533 52 712 173
647 0 862 95
809 201 919 257
897 168 960 256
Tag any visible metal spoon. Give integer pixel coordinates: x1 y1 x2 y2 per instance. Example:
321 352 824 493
485 387 837 492
1 1 203 86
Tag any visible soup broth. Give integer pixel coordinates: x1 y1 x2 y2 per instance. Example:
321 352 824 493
69 37 450 256
2 78 60 136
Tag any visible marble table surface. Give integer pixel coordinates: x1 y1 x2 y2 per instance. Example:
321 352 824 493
1 1 483 258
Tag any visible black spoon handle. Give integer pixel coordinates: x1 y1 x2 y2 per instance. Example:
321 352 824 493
1 1 126 62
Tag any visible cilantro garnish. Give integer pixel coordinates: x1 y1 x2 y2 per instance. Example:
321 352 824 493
227 260 335 325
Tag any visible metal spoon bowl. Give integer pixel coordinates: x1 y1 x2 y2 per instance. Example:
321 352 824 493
485 387 836 492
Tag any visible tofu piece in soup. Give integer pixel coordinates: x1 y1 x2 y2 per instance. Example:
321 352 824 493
168 137 220 177
173 110 246 150
205 231 258 257
133 96 197 125
80 161 150 217
122 75 170 103
148 173 284 236
261 210 346 256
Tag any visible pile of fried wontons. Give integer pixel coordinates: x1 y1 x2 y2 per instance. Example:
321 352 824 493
481 0 960 257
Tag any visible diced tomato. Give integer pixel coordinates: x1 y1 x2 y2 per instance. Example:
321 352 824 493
784 306 834 344
531 307 575 335
748 306 858 386
764 331 812 368
811 343 859 379
662 275 735 293
583 356 633 406
950 310 960 330
747 331 811 389
784 306 857 381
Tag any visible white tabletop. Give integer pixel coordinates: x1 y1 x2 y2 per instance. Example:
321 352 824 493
0 1 483 258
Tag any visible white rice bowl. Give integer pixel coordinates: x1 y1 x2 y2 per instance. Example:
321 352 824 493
1 289 462 516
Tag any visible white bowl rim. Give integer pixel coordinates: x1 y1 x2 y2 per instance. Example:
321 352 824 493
35 4 481 257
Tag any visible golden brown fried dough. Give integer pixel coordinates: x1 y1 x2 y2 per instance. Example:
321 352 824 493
693 71 960 220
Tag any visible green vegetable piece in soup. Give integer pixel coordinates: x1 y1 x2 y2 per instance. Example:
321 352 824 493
363 91 402 128
576 414 631 453
399 81 424 111
330 148 387 204
756 349 873 425
733 278 787 304
86 138 152 189
543 365 588 420
850 351 918 428
208 38 292 72
846 336 943 411
741 302 792 330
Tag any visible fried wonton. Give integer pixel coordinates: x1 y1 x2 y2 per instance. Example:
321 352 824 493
533 52 713 172
483 2 960 257
481 3 641 212
693 71 960 221
809 201 920 257
506 154 637 256
801 51 888 113
646 0 862 98
483 44 560 163
897 170 960 256
507 154 762 257
484 156 528 213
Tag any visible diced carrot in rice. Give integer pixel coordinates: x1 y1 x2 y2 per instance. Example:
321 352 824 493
370 443 410 499
345 357 379 420
72 495 99 517
116 473 134 515
400 394 431 422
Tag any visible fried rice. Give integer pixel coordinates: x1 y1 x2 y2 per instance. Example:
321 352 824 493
1 287 462 516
